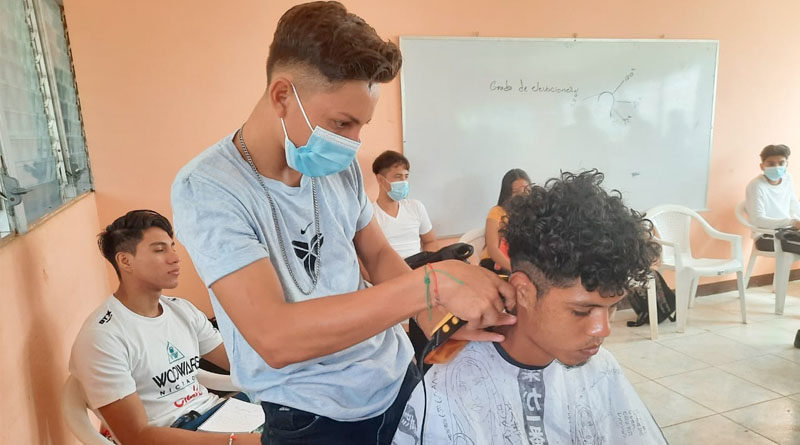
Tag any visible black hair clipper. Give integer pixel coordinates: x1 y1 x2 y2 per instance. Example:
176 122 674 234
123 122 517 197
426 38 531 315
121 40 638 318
422 313 468 364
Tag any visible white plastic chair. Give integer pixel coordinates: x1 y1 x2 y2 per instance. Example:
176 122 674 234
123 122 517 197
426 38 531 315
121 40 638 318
62 369 239 444
458 227 486 265
735 201 800 314
61 375 110 445
641 273 660 340
646 204 747 333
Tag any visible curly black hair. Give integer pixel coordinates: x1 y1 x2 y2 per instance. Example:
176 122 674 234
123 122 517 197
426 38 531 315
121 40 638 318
502 169 660 297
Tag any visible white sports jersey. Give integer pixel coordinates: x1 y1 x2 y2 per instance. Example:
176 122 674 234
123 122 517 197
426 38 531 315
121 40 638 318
70 295 223 426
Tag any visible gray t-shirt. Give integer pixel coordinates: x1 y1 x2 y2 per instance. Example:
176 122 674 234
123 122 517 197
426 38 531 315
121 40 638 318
171 131 413 421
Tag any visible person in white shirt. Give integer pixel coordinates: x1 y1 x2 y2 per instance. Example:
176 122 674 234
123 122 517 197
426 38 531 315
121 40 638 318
69 210 261 444
745 144 800 253
372 150 439 259
393 170 666 445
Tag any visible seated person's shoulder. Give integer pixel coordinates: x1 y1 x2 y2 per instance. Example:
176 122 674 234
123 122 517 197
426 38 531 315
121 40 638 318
160 295 205 316
487 205 506 221
159 296 222 346
72 296 126 342
69 298 137 409
746 174 766 192
405 198 425 209
405 198 430 216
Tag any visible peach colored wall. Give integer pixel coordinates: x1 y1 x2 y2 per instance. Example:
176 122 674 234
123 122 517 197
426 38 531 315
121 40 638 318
61 0 800 315
1 194 109 445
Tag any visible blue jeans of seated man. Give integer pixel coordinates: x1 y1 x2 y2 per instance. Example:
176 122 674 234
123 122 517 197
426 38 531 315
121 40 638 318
260 361 420 445
172 392 251 431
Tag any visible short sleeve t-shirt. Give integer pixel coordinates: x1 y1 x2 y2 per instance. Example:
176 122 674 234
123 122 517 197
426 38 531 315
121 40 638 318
393 341 665 445
171 131 413 421
374 198 433 258
69 295 222 427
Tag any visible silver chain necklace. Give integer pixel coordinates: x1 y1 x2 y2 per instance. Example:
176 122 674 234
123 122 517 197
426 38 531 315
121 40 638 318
237 127 321 295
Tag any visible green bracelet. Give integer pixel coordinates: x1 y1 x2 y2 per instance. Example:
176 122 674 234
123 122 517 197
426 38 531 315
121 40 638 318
423 264 433 321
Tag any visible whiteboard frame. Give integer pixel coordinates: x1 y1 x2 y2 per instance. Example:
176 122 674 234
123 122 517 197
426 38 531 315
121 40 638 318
399 36 719 236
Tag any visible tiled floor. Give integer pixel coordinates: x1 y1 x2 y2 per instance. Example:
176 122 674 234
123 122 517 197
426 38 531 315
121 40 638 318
608 282 800 444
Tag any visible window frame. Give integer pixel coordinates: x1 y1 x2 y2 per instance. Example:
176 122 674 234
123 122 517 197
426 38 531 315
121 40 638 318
0 0 93 238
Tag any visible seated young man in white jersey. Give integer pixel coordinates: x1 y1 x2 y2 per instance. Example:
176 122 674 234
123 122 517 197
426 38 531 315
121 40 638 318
393 170 667 445
69 210 260 444
372 150 473 270
745 144 800 253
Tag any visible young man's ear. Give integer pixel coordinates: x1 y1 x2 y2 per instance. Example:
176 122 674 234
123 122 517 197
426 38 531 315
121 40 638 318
375 174 388 191
268 77 293 118
115 251 134 274
509 271 538 309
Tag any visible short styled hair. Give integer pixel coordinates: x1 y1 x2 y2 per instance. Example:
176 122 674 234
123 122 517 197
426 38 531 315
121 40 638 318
98 209 173 278
372 150 410 175
760 144 791 161
503 170 660 298
266 1 402 85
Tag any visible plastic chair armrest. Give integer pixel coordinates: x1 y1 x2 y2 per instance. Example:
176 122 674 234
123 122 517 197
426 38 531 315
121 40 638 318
197 369 239 392
728 234 744 260
750 226 777 236
653 237 683 268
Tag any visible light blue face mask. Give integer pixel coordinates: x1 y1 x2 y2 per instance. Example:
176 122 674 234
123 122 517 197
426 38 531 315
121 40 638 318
387 180 409 201
765 166 787 182
280 84 361 177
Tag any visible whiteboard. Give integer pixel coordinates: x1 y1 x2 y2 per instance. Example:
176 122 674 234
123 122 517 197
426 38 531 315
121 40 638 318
400 37 718 236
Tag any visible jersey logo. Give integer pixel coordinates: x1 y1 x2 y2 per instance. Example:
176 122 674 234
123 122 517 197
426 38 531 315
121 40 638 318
292 232 324 278
98 310 113 324
167 342 185 364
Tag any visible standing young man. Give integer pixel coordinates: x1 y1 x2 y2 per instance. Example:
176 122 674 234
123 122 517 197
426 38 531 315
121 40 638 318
393 171 666 444
171 2 515 444
69 210 261 444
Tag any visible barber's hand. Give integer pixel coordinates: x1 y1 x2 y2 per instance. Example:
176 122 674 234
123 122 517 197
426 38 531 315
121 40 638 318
792 219 800 230
429 260 516 342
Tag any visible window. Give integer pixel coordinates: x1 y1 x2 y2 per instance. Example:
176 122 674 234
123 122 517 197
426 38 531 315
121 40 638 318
0 0 92 238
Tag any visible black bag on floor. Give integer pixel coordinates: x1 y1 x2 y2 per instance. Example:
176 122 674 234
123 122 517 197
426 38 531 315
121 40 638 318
627 271 677 327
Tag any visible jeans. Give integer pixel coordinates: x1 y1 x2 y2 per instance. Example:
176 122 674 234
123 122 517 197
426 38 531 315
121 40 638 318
260 361 421 445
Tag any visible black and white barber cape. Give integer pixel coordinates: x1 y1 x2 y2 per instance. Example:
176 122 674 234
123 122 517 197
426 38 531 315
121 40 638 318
392 341 666 445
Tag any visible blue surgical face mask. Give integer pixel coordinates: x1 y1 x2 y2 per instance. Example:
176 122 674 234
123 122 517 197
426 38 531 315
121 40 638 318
387 180 409 201
765 166 787 182
281 83 361 177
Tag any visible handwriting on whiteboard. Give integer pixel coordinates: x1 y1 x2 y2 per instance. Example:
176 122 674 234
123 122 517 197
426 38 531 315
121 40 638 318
489 79 579 99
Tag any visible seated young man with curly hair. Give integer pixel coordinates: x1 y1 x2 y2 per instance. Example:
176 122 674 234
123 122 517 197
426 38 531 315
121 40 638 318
392 170 666 445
